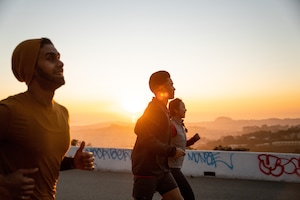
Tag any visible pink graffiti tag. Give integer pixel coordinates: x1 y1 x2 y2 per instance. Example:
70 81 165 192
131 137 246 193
258 154 300 177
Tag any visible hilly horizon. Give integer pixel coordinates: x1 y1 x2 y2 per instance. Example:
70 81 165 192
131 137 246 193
70 117 300 149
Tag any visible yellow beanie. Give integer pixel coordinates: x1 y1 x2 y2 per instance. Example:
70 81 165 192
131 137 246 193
11 39 41 85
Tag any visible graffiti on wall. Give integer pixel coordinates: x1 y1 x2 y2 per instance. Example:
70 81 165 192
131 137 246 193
86 148 132 161
258 154 300 177
187 151 234 170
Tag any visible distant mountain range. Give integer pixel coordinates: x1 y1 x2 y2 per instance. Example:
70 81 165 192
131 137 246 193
70 117 300 148
186 116 300 138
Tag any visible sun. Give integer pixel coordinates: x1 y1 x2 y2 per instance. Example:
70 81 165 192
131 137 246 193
121 97 145 114
121 98 145 123
118 91 148 122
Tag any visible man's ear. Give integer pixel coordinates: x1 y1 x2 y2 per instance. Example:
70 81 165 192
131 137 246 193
157 85 165 93
155 85 165 96
152 85 160 95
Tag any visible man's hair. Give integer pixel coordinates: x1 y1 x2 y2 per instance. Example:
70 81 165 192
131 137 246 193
168 98 182 116
149 70 170 93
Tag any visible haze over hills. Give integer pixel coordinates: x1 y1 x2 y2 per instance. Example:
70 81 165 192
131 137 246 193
70 117 300 149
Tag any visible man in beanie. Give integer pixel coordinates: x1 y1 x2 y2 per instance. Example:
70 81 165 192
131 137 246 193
132 70 185 200
0 38 94 200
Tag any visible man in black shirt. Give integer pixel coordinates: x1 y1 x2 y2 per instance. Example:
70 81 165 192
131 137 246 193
132 70 185 200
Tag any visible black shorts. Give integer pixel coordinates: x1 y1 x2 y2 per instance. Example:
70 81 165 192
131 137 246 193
132 172 178 200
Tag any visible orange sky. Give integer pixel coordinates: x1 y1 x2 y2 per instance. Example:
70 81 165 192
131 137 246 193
62 90 300 125
1 1 300 125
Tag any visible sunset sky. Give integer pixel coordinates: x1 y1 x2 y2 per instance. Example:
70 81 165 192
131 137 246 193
0 0 300 125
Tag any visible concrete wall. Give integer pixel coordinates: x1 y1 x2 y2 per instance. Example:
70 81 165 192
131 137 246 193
66 147 300 183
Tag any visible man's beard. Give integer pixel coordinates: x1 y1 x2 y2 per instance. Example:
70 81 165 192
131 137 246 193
35 67 65 90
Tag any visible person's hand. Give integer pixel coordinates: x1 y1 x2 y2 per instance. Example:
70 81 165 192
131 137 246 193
74 141 95 170
192 133 200 142
3 168 38 199
173 148 185 160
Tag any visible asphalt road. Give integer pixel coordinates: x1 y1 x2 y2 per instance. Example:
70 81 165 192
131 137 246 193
56 170 300 200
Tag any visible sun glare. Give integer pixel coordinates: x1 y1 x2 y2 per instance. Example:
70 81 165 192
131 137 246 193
119 90 148 119
121 97 145 114
120 96 146 123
